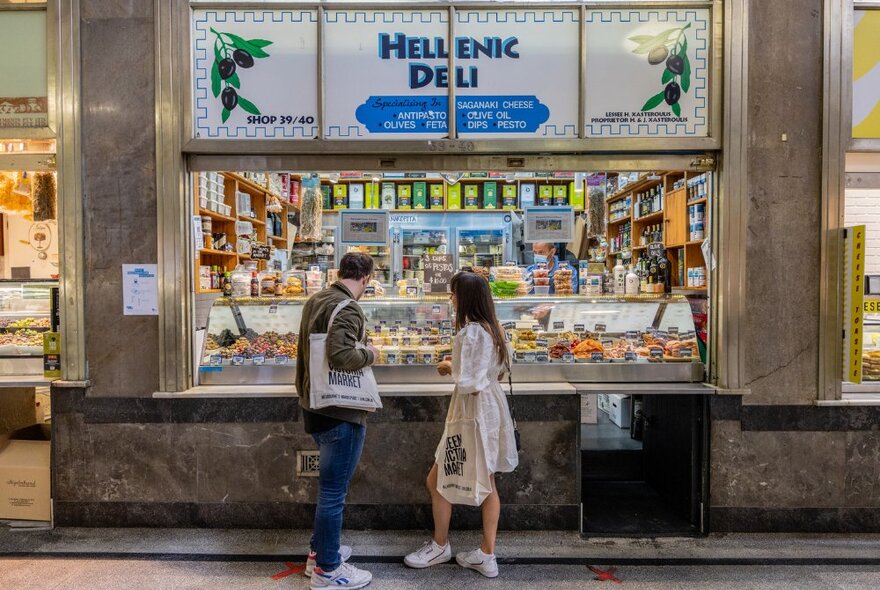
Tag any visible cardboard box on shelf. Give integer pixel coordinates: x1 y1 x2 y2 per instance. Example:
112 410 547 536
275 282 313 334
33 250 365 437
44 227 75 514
348 184 365 209
569 181 584 209
447 183 462 210
413 182 428 209
553 184 568 206
538 185 553 206
429 184 444 208
519 183 536 207
502 184 518 209
464 184 480 210
333 184 348 209
397 184 413 209
483 182 498 209
0 424 51 522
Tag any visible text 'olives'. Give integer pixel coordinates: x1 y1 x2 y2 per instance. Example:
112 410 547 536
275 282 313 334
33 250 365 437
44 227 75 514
222 87 238 111
666 54 684 75
648 46 669 65
233 49 254 69
218 58 236 80
664 82 681 106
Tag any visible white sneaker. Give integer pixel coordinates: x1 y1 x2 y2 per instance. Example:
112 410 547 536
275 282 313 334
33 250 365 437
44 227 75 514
456 548 499 578
305 545 353 578
310 562 372 589
403 540 452 569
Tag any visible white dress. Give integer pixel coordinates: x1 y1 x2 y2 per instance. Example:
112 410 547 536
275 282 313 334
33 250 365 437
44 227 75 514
435 323 519 474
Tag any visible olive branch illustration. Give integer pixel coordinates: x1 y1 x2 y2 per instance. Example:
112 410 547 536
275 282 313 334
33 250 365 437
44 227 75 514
628 23 692 117
210 29 273 123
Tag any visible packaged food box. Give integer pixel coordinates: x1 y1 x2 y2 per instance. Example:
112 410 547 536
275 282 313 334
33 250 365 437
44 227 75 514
483 182 498 209
381 182 396 210
364 183 377 208
569 181 584 209
520 183 536 207
447 183 462 210
348 183 364 209
333 183 348 209
0 424 51 521
413 182 428 209
429 184 444 208
502 185 518 209
321 185 332 210
538 185 553 206
464 184 480 210
397 184 413 209
553 184 568 206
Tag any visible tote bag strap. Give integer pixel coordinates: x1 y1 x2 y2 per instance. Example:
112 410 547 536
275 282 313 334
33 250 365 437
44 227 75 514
325 299 353 332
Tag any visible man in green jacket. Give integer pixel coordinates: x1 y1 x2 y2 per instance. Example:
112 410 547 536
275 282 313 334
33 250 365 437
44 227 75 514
297 252 379 590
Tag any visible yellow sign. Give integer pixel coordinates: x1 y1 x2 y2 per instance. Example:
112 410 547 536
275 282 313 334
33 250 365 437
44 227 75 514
845 226 866 383
42 332 61 379
853 9 880 138
865 299 880 314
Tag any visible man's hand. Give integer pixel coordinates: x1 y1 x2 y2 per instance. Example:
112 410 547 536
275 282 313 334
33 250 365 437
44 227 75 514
436 360 452 376
367 345 380 365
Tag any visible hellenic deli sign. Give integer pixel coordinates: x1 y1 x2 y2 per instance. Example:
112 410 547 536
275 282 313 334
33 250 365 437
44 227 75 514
191 7 713 140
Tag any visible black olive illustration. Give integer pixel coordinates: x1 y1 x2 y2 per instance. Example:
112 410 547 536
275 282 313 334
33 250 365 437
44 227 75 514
664 82 681 106
218 58 236 80
648 46 669 65
666 55 684 75
233 49 254 69
221 87 238 110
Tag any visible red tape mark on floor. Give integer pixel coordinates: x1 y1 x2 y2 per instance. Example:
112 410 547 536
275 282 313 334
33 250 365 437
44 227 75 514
271 562 306 580
588 565 623 584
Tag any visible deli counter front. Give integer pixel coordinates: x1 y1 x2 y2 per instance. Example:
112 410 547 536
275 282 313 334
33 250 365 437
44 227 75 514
198 293 703 386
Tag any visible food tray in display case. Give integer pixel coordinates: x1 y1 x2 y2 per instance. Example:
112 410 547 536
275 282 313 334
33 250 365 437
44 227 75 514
199 293 704 386
863 304 880 382
0 280 56 376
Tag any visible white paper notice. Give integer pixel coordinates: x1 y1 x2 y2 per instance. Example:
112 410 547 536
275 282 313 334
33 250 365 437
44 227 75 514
123 264 159 316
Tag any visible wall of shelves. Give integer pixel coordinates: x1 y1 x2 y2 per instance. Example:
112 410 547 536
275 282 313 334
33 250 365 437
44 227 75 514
605 171 710 292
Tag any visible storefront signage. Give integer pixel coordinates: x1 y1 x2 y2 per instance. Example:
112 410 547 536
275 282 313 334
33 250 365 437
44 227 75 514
0 10 48 129
853 9 880 139
340 211 389 245
584 8 711 137
523 206 574 244
423 254 455 294
122 264 159 316
865 300 880 314
191 10 318 139
250 244 271 260
389 214 418 225
844 225 867 383
191 6 713 141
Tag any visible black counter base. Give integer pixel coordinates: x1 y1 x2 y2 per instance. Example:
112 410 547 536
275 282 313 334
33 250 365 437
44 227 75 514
54 501 581 530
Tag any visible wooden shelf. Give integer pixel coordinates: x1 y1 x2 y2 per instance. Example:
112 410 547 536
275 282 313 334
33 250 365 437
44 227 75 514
687 198 708 206
196 289 222 294
608 215 631 225
686 240 705 246
199 208 236 223
238 215 266 226
321 208 522 214
269 235 287 244
634 210 664 223
199 249 237 256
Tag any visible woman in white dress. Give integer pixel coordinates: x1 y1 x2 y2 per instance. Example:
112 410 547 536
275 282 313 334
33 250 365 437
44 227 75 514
404 271 519 578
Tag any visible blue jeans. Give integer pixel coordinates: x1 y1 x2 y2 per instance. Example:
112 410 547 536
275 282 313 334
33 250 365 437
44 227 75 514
310 421 366 571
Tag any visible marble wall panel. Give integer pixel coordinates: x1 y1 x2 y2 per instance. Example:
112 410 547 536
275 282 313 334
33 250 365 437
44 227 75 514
845 432 880 508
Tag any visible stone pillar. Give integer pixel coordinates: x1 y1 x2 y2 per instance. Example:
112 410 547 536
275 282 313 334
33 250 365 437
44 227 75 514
80 1 159 397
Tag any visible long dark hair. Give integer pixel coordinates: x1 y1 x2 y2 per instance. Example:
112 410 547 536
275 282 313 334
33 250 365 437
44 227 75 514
450 271 509 367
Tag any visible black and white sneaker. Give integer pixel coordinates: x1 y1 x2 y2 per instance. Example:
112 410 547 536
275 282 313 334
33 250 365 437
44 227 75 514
404 540 452 569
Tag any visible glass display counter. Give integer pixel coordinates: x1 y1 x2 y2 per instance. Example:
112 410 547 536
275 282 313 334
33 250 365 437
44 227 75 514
198 293 703 385
0 280 56 376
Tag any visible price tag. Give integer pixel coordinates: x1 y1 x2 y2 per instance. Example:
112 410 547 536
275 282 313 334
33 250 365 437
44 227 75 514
390 337 400 346
645 326 655 334
365 285 376 296
432 304 441 315
595 323 607 332
406 286 418 296
440 335 451 345
602 339 613 348
402 336 412 346
274 355 289 365
423 253 455 294
410 320 418 327
421 336 431 345
524 351 536 363
502 321 516 330
625 331 639 340
232 355 245 366
269 305 278 314
252 355 266 366
668 326 680 335
558 340 571 348
624 351 638 361
532 323 543 331
680 348 693 358
536 338 549 348
553 321 565 330
210 355 223 366
562 352 575 363
536 351 549 363
380 320 387 326
650 347 664 359
591 352 604 361
390 326 399 334
441 320 452 329
656 331 669 339
574 323 585 332
386 352 399 364
250 244 272 260
395 320 403 326
405 353 418 365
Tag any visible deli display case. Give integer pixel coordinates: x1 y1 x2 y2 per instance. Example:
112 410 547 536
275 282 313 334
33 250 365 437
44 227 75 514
288 226 336 271
198 293 703 385
863 302 880 382
0 280 56 376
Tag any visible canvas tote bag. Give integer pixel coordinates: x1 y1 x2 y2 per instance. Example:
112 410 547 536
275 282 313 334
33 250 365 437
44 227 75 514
435 392 493 506
309 299 382 412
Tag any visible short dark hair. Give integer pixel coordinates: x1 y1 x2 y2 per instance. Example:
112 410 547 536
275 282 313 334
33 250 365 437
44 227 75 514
338 252 374 280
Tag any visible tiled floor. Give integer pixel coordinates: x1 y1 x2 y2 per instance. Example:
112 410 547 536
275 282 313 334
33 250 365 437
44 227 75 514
2 559 880 590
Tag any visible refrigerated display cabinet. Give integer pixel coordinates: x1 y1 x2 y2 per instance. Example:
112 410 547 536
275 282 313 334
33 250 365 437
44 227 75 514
198 293 703 385
0 280 56 376
395 227 450 283
289 226 336 271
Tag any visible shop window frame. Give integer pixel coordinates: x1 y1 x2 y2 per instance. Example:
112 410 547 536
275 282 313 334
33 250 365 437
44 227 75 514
155 0 747 394
0 0 85 383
